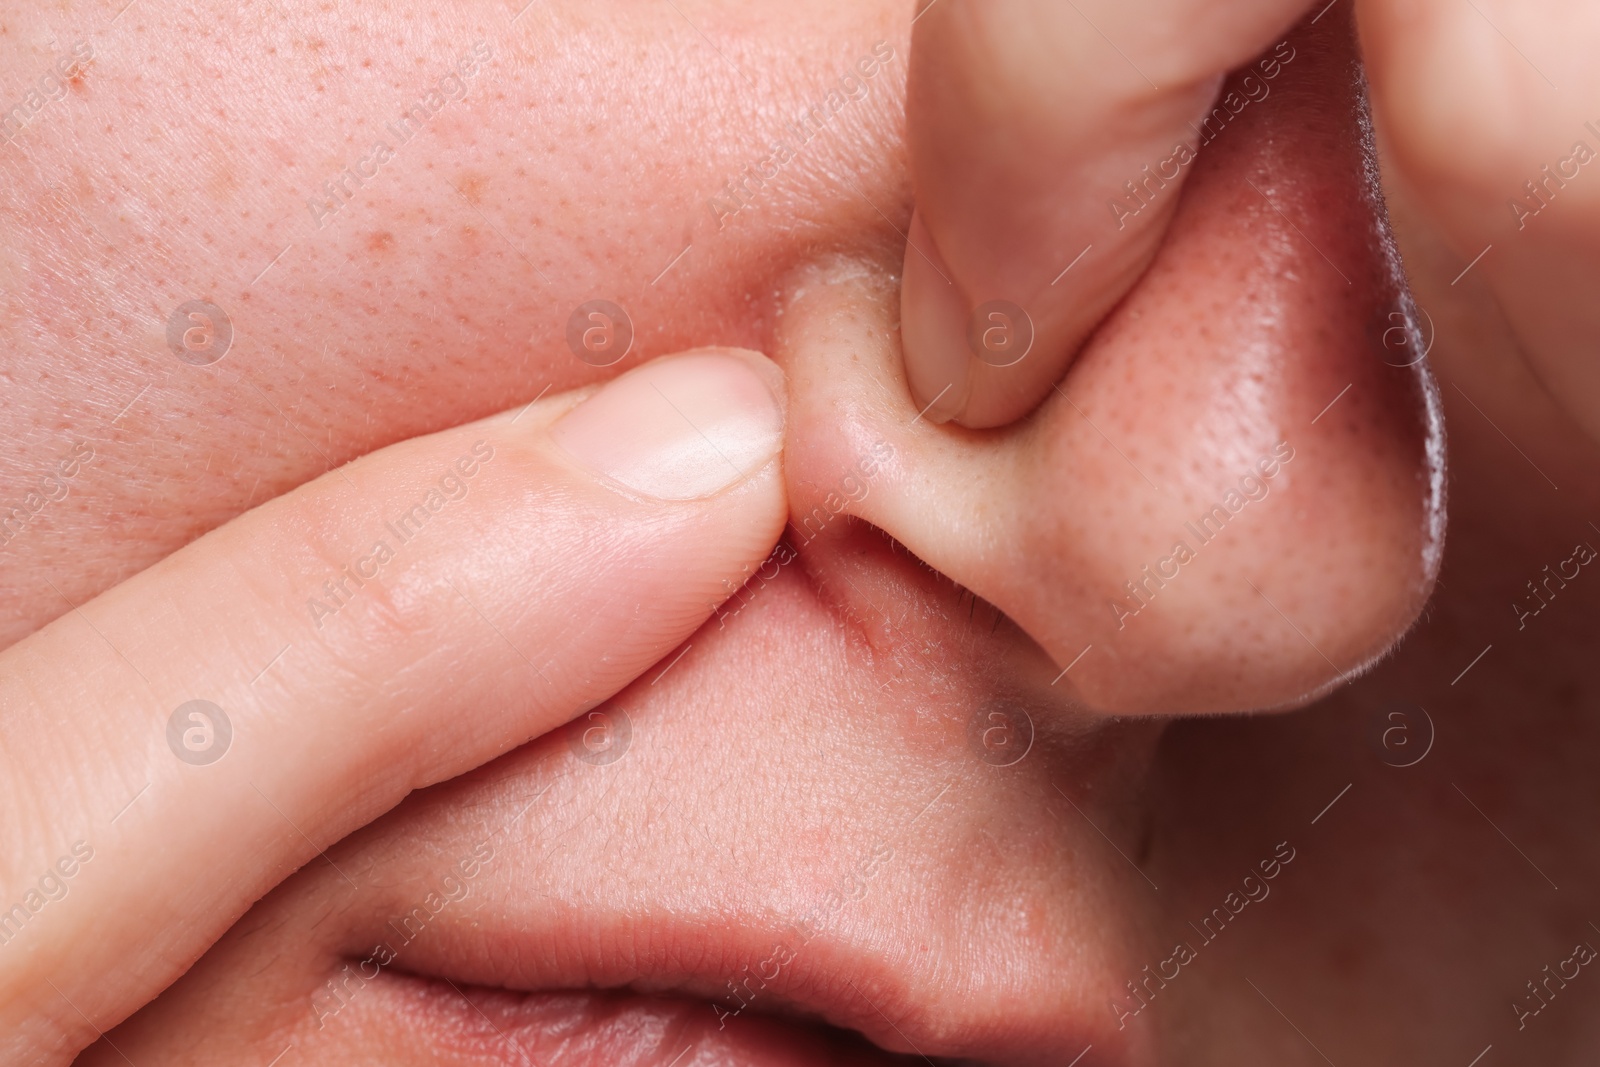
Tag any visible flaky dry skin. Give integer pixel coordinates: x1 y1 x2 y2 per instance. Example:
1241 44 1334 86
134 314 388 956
1 1 1596 1065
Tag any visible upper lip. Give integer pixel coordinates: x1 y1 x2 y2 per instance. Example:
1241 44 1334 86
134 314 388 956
375 878 1119 1066
350 738 1131 1062
322 524 1137 1067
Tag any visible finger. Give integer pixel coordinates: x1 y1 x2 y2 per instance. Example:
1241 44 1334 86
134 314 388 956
790 9 1440 713
901 0 1319 427
0 350 786 1063
1356 0 1600 443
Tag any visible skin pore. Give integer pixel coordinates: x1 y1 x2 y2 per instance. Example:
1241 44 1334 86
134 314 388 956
0 0 1597 1063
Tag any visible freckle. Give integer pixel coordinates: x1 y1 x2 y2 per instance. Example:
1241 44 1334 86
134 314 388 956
366 231 395 253
457 172 488 205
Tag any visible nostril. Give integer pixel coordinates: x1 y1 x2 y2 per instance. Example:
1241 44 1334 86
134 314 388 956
789 511 1011 647
776 14 1441 722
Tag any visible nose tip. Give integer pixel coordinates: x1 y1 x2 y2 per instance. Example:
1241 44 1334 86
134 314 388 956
772 10 1441 719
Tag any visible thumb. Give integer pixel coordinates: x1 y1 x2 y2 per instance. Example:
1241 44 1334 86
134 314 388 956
902 0 1319 427
0 349 786 1064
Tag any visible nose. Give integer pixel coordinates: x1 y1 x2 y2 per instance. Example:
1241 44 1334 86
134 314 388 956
774 11 1443 717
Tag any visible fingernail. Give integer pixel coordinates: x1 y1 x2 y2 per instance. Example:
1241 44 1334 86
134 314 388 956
551 351 785 501
900 211 972 424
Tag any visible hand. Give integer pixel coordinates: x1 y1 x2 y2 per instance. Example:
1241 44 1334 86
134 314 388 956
900 0 1600 439
5 1 1593 1062
901 0 1322 427
0 350 786 1063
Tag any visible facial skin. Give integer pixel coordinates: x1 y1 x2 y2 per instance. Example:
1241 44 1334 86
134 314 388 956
0 0 1596 1064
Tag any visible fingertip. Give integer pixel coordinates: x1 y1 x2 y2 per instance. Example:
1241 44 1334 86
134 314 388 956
900 0 1323 432
548 348 787 503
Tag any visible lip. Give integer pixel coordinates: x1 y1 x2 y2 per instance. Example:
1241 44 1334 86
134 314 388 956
312 520 1148 1067
362 874 1118 1067
353 976 957 1066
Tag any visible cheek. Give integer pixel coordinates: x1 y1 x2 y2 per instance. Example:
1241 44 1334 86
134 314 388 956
0 0 910 648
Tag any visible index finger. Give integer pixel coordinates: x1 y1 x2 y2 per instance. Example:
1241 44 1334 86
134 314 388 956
0 351 786 1063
